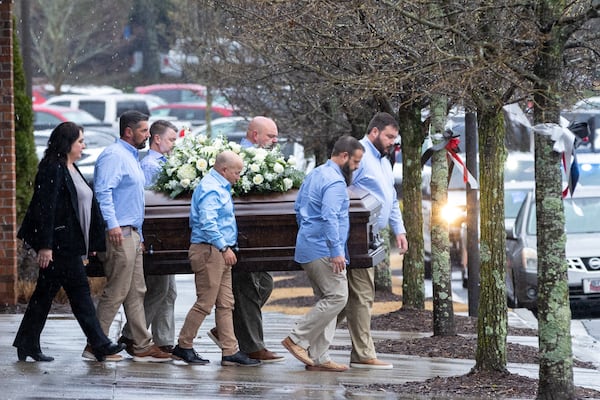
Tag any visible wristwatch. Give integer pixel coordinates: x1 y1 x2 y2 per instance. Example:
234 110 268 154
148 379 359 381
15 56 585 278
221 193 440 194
219 246 229 253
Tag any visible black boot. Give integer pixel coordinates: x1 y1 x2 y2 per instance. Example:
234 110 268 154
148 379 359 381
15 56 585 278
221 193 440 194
17 347 54 362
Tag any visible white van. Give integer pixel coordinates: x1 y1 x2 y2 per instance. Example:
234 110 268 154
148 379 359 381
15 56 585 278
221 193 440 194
44 93 165 128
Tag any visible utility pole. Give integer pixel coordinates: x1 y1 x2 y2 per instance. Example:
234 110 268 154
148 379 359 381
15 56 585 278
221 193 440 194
465 111 480 317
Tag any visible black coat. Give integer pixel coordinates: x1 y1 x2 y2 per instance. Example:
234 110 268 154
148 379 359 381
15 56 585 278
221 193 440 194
18 161 106 256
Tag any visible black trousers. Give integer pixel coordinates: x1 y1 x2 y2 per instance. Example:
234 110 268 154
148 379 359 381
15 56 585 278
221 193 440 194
13 253 110 351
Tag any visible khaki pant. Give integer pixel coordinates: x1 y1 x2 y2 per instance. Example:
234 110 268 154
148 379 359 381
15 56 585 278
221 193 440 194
178 244 238 356
338 267 377 362
96 230 153 353
289 257 348 365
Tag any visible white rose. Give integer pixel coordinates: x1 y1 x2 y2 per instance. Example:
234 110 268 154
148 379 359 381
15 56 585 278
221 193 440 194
196 158 208 172
253 174 264 185
177 164 197 181
283 178 293 190
273 162 284 174
180 178 191 188
250 163 261 173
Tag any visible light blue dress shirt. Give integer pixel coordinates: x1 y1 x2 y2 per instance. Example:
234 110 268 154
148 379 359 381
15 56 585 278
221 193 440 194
140 149 166 186
189 168 238 251
351 137 406 235
94 139 145 237
294 159 350 264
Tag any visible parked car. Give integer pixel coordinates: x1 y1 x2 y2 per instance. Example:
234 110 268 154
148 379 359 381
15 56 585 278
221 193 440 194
134 83 206 103
506 186 600 315
44 93 166 128
190 116 249 141
562 96 600 152
34 128 116 184
33 104 113 132
150 102 234 128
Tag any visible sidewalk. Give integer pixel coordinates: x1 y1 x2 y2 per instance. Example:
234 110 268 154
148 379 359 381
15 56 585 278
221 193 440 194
1 275 599 400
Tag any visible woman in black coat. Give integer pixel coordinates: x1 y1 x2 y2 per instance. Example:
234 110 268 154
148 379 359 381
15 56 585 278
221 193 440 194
13 122 125 362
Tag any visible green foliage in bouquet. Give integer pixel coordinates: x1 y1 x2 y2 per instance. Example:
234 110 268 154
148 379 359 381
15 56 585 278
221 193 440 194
152 133 305 198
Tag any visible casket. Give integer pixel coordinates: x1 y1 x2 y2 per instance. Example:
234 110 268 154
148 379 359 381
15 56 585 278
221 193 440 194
87 187 385 276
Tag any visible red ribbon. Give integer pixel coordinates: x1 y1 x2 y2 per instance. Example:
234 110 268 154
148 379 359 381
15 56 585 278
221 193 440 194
445 138 468 184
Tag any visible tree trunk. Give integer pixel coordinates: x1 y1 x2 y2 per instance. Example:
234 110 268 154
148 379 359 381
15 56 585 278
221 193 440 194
474 106 508 372
430 96 455 336
399 103 426 309
533 1 575 398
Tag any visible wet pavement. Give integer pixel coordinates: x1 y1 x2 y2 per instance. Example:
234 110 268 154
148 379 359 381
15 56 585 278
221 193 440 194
2 275 600 399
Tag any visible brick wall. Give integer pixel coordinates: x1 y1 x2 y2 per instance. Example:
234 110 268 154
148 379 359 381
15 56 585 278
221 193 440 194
0 1 17 305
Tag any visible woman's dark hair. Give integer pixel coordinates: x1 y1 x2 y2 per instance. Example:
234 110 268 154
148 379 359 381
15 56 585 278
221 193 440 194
41 122 83 166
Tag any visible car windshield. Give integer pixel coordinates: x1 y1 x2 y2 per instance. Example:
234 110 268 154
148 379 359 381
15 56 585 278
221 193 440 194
526 196 600 235
505 189 530 219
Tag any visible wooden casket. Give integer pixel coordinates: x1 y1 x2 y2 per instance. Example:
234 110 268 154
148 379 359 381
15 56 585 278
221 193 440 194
87 187 385 276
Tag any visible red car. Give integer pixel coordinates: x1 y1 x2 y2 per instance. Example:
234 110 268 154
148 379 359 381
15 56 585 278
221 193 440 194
150 102 235 127
33 104 112 131
134 83 206 103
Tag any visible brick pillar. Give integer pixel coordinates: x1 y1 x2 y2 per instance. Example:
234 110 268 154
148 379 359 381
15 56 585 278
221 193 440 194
0 1 17 305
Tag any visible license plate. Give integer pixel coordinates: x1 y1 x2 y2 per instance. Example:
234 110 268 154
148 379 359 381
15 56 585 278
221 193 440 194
583 279 600 293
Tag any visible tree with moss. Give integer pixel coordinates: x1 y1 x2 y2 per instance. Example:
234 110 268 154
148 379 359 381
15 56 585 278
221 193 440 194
13 18 36 223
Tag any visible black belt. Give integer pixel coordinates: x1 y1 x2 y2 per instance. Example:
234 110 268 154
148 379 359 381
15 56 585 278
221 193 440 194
120 225 138 231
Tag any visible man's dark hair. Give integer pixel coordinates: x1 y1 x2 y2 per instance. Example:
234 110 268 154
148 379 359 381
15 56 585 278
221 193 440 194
119 110 149 137
332 135 364 157
366 112 399 134
149 120 178 144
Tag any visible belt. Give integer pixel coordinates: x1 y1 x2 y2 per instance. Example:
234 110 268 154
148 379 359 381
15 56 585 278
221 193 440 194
120 225 138 236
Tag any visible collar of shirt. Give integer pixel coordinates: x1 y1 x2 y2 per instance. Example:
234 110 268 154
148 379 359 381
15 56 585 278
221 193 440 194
240 137 254 149
361 136 386 159
209 167 232 191
118 138 140 159
147 149 167 162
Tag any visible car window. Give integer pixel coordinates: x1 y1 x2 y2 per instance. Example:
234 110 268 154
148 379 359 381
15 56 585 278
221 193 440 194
84 132 115 148
526 196 600 236
34 112 62 127
564 197 600 234
62 109 102 125
79 101 106 121
116 101 150 118
505 189 529 219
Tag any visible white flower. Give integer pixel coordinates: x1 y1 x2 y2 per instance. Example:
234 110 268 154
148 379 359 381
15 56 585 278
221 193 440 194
196 158 208 172
253 174 265 185
250 163 261 173
153 133 304 198
177 164 197 181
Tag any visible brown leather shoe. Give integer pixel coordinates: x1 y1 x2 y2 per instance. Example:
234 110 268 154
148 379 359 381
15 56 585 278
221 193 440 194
305 360 348 372
248 348 285 363
132 345 172 363
158 345 174 354
350 358 393 369
281 336 313 366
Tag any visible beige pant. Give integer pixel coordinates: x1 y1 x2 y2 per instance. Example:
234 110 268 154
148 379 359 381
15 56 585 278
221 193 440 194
178 243 238 356
95 230 153 353
339 267 377 362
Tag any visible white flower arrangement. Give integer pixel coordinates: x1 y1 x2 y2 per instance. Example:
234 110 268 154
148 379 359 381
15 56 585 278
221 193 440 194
153 133 305 198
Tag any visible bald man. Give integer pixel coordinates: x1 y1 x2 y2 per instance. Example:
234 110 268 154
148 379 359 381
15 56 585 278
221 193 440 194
207 116 284 363
172 151 260 367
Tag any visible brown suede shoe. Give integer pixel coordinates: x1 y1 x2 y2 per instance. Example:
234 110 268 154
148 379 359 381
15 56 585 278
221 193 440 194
350 358 393 369
248 348 285 363
305 360 348 372
281 336 313 366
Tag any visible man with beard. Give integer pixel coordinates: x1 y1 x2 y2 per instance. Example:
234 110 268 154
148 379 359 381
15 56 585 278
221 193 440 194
282 136 364 372
339 112 409 370
94 110 171 362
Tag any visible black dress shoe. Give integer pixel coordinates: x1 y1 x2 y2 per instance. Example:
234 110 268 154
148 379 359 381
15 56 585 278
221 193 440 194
92 342 126 361
171 345 209 364
17 347 54 362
